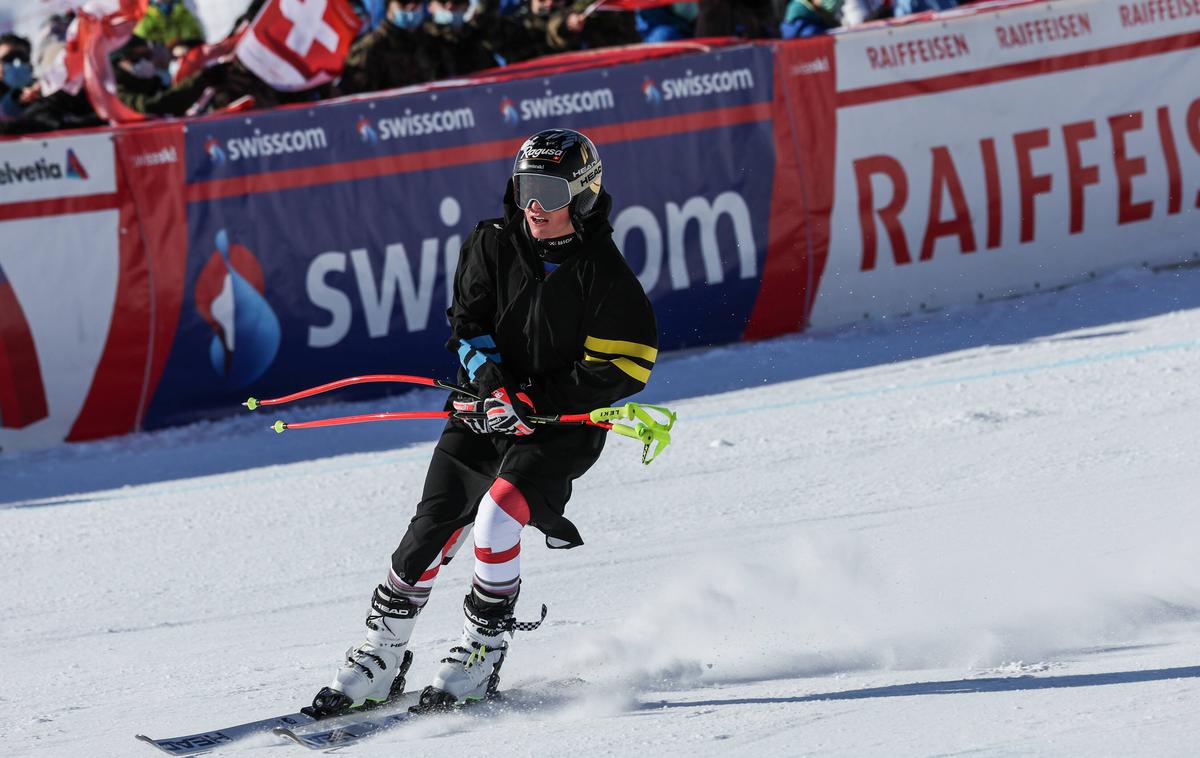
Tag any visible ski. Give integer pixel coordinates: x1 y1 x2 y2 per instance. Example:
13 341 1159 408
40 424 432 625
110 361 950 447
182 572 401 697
274 691 424 749
136 651 416 754
135 712 316 755
274 690 500 750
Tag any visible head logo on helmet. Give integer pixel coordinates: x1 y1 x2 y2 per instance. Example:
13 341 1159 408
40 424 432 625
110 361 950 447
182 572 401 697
511 128 603 219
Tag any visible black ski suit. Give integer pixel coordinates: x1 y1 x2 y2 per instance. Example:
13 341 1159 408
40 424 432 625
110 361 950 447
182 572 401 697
389 186 658 587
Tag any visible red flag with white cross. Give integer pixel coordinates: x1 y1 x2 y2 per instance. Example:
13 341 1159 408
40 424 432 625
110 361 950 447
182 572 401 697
235 0 360 91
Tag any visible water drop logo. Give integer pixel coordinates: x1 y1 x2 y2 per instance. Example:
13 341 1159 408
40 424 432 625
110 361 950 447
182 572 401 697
499 97 519 126
193 230 281 388
64 148 89 179
641 77 661 105
0 262 49 429
356 115 378 144
204 136 227 165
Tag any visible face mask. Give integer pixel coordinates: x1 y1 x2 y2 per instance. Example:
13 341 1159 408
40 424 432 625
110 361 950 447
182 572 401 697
389 6 427 29
672 2 698 21
154 0 176 14
2 59 33 89
431 8 466 26
129 59 157 79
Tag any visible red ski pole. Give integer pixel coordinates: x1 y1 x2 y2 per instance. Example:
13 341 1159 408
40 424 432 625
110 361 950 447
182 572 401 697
243 374 478 411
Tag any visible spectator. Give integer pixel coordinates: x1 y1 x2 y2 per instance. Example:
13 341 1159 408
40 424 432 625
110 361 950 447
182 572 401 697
0 33 34 120
338 1 448 94
545 0 640 52
635 4 697 43
424 0 502 76
0 27 103 138
780 0 840 38
841 0 887 25
894 0 957 15
489 0 564 64
696 0 778 38
134 0 206 49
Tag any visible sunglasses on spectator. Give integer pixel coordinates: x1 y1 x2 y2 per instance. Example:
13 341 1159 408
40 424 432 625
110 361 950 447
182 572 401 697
2 52 29 65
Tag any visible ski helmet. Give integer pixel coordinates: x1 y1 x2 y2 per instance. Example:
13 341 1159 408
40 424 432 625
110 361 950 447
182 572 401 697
511 129 603 219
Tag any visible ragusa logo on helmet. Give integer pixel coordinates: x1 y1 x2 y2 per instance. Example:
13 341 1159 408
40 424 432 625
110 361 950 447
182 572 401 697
520 147 565 162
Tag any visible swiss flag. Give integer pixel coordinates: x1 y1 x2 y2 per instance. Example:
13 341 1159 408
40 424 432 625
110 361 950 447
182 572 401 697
236 0 360 91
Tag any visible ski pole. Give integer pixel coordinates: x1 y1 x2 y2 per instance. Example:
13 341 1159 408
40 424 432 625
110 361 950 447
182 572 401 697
242 374 477 411
245 376 677 464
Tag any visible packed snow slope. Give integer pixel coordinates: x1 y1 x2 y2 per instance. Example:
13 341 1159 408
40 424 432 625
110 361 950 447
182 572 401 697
3 265 1200 757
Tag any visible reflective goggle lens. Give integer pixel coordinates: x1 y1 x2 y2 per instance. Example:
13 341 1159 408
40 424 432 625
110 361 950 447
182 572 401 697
513 173 572 212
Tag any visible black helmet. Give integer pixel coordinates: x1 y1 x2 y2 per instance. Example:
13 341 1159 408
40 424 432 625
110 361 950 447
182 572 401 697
511 128 603 220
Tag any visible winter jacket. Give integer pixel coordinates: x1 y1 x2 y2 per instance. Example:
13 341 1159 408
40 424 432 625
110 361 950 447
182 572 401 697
780 0 841 38
422 20 502 78
134 3 206 47
448 186 658 415
338 19 448 95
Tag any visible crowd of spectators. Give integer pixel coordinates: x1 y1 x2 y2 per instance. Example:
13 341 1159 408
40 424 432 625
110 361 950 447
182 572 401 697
0 0 971 137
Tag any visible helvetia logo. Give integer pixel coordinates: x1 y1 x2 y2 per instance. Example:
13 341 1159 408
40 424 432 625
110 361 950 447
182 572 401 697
0 262 49 429
642 77 662 105
356 116 378 144
65 148 88 179
499 97 519 125
0 149 89 186
204 137 227 165
193 229 281 388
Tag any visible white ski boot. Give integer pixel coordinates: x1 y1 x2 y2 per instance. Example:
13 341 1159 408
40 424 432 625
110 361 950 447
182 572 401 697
415 589 549 710
305 584 420 718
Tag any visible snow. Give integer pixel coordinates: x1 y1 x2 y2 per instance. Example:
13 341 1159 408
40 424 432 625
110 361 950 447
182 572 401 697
3 264 1200 756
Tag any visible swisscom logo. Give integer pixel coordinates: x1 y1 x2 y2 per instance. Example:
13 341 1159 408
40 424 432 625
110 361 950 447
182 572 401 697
640 68 756 103
0 148 89 186
203 127 328 164
500 88 616 124
193 229 281 388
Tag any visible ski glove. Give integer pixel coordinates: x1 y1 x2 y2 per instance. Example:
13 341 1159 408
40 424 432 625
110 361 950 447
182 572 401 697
452 389 536 436
451 395 490 434
484 388 537 436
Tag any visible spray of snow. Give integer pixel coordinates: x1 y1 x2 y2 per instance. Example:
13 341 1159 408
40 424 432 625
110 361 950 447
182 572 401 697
554 530 1200 692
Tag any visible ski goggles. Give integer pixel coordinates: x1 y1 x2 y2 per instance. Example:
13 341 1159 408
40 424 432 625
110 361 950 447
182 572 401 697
513 173 574 212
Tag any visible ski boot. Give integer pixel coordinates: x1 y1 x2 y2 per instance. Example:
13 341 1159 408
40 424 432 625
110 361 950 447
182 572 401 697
304 583 420 719
413 589 547 712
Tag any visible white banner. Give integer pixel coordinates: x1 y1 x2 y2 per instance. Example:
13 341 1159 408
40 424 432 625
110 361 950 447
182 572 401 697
0 131 117 205
810 0 1200 328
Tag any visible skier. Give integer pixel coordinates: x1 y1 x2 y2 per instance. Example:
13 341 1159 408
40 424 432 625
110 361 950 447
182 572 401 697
308 128 658 713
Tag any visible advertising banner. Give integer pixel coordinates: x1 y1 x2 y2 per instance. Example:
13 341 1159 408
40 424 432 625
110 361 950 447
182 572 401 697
808 0 1200 328
144 44 778 428
0 132 122 451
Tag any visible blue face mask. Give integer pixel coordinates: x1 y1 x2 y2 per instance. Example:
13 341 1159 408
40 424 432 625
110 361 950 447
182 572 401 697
389 6 427 29
153 0 176 14
3 59 33 90
431 8 466 26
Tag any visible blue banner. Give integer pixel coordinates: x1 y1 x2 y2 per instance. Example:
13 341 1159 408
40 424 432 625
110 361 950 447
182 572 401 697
146 44 777 428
